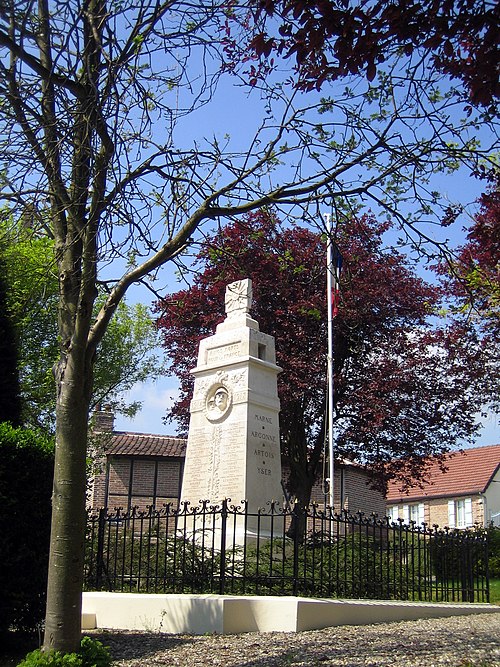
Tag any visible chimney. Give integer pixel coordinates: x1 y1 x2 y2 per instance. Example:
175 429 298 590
92 404 115 432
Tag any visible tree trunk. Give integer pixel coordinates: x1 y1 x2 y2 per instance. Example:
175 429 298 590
285 409 326 542
288 475 316 543
43 356 91 653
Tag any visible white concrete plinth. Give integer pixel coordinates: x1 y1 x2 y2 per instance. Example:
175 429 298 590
82 592 499 634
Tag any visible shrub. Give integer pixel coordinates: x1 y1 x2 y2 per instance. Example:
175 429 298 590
487 526 500 578
0 423 54 634
85 520 228 594
17 636 111 667
430 529 487 579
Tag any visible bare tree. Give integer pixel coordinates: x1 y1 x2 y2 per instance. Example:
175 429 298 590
0 0 497 653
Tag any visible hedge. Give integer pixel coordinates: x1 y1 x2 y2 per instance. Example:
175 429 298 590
0 423 54 634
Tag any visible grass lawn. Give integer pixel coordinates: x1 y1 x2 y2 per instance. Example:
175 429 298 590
489 578 500 605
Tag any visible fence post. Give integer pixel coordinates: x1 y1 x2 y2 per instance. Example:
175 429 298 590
292 502 300 596
485 531 490 603
461 534 473 602
96 507 106 589
219 499 227 595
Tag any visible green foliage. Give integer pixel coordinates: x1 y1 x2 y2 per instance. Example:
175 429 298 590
85 502 490 606
85 522 226 594
0 250 22 426
18 649 82 667
488 578 500 605
78 637 112 667
487 527 500 578
429 528 489 603
233 532 429 600
0 220 165 431
0 423 54 634
92 300 166 419
87 517 474 602
17 637 111 667
0 222 58 430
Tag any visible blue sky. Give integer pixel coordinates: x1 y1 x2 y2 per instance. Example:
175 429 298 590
108 59 498 449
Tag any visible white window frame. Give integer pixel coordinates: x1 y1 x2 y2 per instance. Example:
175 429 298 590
448 497 473 528
388 505 399 523
402 502 424 526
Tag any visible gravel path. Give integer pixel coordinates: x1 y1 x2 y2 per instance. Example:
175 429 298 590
91 612 500 666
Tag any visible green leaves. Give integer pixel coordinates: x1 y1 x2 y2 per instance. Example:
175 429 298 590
132 34 144 53
1 219 166 431
17 637 111 667
93 300 166 418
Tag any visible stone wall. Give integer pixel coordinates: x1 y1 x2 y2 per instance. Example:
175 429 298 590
343 466 387 517
427 495 483 528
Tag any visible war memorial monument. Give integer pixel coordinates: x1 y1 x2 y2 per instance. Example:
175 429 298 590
180 278 283 539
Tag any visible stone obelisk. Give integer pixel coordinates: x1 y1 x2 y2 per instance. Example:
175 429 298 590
180 279 282 533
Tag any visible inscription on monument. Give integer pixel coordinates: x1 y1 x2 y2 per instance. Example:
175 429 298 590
255 414 273 423
249 411 279 479
207 343 241 364
251 431 276 442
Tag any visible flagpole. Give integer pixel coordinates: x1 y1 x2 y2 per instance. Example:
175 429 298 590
324 213 335 510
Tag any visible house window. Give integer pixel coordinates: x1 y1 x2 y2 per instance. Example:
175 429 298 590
388 505 400 523
402 503 424 526
448 498 473 528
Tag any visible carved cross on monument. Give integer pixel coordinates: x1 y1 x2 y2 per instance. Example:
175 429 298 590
217 278 258 333
225 279 253 318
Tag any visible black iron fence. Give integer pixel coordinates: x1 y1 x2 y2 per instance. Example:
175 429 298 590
84 500 489 603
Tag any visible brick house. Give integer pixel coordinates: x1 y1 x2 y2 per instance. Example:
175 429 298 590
89 410 386 516
386 444 500 529
90 430 186 512
307 459 386 516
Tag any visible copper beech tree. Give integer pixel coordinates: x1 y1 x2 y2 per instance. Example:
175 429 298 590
437 181 500 422
444 183 500 337
237 0 499 106
156 210 488 511
0 0 497 654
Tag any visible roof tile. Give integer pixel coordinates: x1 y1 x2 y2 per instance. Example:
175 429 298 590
386 444 500 502
105 432 186 458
